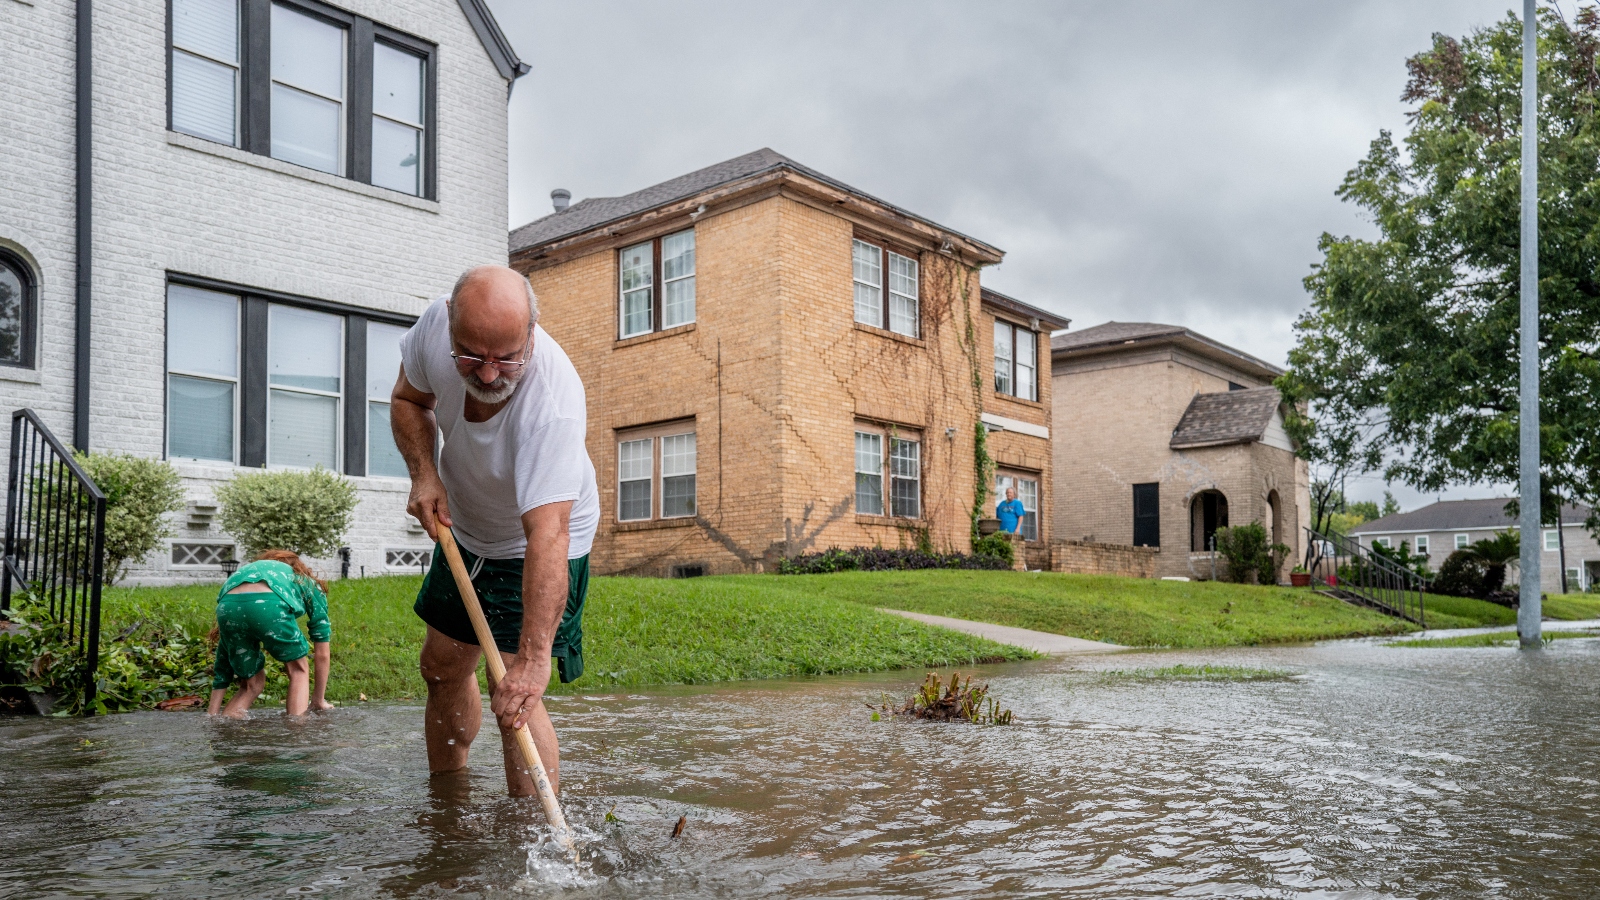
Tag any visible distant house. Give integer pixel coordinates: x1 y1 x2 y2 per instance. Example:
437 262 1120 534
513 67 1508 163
1349 499 1598 594
509 149 1068 575
1050 322 1309 580
2 0 527 581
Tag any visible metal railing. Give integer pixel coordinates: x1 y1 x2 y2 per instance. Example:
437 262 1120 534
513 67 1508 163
3 409 107 711
1304 526 1426 626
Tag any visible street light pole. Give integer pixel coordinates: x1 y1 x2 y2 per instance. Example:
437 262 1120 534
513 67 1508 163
1518 0 1543 647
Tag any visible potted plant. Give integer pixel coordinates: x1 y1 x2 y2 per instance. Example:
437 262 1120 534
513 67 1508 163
977 518 1001 536
1289 565 1312 588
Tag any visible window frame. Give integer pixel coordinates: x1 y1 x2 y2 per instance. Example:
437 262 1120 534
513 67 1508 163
1455 533 1469 550
163 273 414 473
614 419 698 523
992 317 1039 402
851 233 920 338
617 228 695 340
0 248 38 370
167 0 243 147
854 422 922 520
164 284 242 463
1544 529 1560 552
363 320 409 479
1373 536 1392 549
265 302 346 470
1414 535 1430 555
165 0 437 198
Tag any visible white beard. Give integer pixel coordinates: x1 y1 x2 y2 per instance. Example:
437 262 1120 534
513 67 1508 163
461 371 520 404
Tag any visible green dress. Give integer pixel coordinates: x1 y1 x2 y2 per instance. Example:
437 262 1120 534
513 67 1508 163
211 560 331 689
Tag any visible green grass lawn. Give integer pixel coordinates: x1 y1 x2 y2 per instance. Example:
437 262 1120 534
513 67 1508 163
758 570 1417 647
101 574 1032 702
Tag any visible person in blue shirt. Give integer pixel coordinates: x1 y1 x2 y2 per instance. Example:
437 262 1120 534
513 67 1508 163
996 486 1026 535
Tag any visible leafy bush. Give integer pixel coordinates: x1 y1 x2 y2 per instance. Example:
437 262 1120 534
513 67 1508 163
0 597 213 715
1464 531 1520 595
970 533 1015 566
75 452 185 584
1433 550 1488 598
1371 539 1434 580
777 546 1010 575
217 466 357 559
1213 522 1290 585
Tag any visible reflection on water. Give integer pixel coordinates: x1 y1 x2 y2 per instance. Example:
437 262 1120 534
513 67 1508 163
5 636 1600 898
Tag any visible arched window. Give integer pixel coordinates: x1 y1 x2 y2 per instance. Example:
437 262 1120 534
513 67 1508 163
0 250 37 369
1190 489 1229 552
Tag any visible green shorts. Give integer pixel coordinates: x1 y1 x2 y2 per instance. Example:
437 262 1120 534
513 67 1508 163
212 591 312 690
412 545 589 683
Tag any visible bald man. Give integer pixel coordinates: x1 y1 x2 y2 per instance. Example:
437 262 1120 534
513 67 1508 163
391 265 600 797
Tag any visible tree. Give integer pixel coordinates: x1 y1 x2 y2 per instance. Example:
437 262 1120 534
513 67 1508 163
1279 7 1600 536
1465 530 1522 594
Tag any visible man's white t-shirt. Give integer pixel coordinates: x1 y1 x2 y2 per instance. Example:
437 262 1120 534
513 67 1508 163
399 297 599 560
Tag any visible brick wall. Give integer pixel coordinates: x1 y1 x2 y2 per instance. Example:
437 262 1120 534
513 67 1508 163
523 191 1001 576
2 1 515 583
1050 539 1159 578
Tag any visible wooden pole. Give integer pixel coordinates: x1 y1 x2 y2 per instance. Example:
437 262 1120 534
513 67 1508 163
437 527 578 860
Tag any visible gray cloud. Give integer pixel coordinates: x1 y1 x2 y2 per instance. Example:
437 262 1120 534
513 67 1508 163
486 0 1521 505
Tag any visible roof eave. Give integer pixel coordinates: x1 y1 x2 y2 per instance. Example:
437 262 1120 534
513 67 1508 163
457 0 529 83
1169 436 1259 451
1053 330 1284 380
511 166 1006 266
981 288 1071 331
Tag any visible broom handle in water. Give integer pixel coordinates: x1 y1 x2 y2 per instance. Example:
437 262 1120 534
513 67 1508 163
437 526 577 858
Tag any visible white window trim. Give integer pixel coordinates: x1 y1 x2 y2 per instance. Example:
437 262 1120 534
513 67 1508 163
1454 533 1469 549
616 421 697 522
1544 529 1560 551
855 423 921 519
1414 535 1430 554
661 231 696 330
887 250 919 338
659 430 697 519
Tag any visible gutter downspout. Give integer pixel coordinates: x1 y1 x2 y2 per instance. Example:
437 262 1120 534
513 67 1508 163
73 0 92 451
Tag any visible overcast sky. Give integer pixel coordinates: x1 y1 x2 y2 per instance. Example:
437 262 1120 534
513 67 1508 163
483 1 1521 508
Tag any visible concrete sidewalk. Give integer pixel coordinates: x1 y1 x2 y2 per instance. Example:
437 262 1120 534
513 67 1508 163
880 609 1125 655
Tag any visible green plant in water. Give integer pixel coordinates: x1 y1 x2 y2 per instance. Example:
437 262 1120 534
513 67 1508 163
1387 629 1598 648
873 671 1014 725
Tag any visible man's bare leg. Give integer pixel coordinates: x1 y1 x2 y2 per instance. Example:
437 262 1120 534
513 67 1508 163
284 657 310 715
496 650 558 797
420 626 484 774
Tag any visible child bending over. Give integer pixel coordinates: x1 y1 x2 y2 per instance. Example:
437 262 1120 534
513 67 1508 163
207 549 334 718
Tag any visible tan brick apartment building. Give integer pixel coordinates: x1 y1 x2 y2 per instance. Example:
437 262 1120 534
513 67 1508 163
509 149 1067 575
1051 322 1310 581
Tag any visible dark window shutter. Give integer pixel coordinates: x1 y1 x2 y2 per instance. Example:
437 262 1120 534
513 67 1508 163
1132 482 1160 547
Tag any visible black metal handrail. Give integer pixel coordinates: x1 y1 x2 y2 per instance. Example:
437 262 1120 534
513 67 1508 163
3 409 107 711
1303 526 1426 626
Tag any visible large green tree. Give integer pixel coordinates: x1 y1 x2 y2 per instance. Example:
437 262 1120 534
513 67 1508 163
1280 6 1600 530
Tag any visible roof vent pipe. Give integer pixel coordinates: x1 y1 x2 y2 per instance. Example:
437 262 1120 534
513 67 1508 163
551 188 571 212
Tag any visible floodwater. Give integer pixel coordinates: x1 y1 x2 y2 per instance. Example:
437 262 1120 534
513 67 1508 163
4 634 1600 899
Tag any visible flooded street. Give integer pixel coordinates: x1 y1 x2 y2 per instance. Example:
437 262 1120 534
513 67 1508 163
4 634 1600 898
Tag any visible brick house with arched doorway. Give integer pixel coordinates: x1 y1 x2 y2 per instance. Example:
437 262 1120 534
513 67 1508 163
1050 322 1309 581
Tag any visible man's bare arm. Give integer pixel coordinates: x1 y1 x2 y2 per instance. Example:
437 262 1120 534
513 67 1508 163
391 364 452 539
490 501 572 731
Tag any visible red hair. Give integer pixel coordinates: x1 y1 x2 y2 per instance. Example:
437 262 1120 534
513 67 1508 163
254 548 328 593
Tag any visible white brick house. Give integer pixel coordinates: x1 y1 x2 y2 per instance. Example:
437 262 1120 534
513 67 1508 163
1 0 526 582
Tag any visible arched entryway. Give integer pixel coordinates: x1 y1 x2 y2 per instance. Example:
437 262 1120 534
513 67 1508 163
1190 489 1228 552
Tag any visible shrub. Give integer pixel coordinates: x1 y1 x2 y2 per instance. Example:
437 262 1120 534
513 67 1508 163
970 533 1015 566
1464 531 1519 594
216 466 357 559
1432 549 1488 598
1213 521 1290 585
778 546 1009 575
75 452 184 584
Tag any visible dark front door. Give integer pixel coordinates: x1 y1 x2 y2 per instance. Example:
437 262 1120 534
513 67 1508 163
1132 483 1160 547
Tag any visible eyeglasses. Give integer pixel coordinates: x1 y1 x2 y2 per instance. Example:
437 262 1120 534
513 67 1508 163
451 352 528 375
451 328 532 375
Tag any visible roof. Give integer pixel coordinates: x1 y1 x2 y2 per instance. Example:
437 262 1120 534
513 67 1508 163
456 0 529 82
1349 499 1594 535
1168 387 1283 449
1051 321 1284 381
980 287 1070 331
509 148 1001 260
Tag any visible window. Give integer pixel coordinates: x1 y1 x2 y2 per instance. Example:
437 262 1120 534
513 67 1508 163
997 471 1041 541
1373 536 1392 549
1132 482 1159 548
167 0 436 197
1544 529 1560 552
165 277 411 471
855 431 883 516
366 321 407 477
0 249 37 369
615 422 696 521
852 237 918 337
1455 533 1469 550
370 42 425 195
170 0 239 146
1414 535 1430 554
1566 566 1582 589
993 319 1039 401
166 285 240 461
618 229 695 338
855 425 920 518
